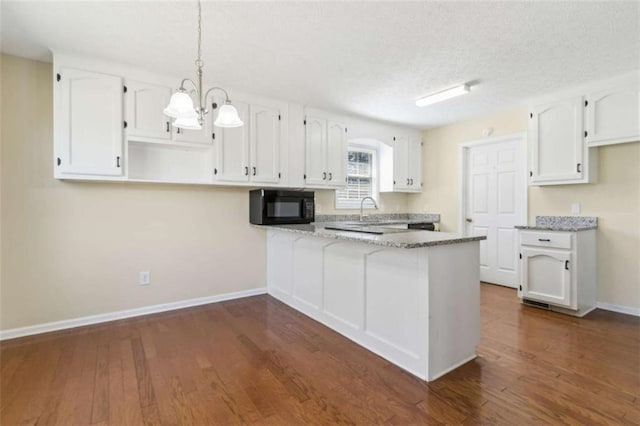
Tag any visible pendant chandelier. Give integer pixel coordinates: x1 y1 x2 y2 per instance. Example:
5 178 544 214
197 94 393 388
164 0 243 129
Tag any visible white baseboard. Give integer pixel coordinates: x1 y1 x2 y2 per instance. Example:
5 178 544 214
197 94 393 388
0 287 267 341
597 302 640 317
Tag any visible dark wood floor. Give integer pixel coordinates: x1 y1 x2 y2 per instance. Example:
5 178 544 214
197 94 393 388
1 284 639 425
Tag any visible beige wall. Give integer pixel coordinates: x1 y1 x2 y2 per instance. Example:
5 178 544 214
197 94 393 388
1 55 267 330
409 108 640 310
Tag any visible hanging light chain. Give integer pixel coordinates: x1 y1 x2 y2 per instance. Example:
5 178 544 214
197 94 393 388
196 0 203 68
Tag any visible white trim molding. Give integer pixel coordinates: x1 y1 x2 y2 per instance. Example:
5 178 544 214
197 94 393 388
596 302 640 317
0 287 267 341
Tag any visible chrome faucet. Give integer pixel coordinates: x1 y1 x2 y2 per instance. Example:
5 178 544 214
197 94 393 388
360 197 378 222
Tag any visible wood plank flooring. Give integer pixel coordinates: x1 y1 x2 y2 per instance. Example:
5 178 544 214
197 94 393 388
1 283 639 425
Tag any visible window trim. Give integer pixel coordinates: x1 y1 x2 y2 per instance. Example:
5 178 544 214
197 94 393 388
335 142 380 210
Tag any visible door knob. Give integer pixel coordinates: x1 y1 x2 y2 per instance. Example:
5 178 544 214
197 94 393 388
465 218 473 223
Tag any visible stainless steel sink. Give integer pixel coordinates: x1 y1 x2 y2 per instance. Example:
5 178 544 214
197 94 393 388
324 225 410 235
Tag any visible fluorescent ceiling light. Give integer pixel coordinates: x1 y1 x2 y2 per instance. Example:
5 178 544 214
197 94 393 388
416 84 470 107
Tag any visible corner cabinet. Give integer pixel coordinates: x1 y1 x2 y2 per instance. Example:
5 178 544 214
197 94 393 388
54 68 124 178
528 97 596 185
585 84 640 147
392 136 422 192
304 116 347 189
518 229 596 317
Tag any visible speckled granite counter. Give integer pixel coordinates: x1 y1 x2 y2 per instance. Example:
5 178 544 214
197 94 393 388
515 216 598 232
254 223 485 249
314 213 440 224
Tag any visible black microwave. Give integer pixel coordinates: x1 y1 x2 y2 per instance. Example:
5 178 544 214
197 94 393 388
249 189 315 225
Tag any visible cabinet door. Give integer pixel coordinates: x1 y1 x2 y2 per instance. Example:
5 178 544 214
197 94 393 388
56 68 123 176
126 81 172 140
586 85 640 146
250 104 281 184
408 136 422 191
529 97 584 184
326 120 347 188
393 136 409 190
304 116 327 186
214 100 250 182
522 247 572 307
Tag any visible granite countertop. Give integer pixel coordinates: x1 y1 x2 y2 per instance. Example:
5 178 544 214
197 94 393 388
314 213 440 224
254 223 485 249
515 216 598 232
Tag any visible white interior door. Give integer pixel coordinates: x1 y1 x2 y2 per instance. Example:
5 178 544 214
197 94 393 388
464 136 525 287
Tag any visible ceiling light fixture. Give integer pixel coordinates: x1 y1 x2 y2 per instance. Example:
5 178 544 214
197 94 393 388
415 84 471 107
164 0 243 129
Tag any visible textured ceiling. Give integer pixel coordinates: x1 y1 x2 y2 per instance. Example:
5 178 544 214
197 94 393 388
1 1 639 129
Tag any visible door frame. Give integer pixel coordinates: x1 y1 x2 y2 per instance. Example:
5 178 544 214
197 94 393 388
457 132 528 235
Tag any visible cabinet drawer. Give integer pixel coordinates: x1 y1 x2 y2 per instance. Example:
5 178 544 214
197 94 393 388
520 231 572 249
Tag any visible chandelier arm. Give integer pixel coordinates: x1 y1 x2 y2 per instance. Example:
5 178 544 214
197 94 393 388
204 87 232 104
179 78 201 97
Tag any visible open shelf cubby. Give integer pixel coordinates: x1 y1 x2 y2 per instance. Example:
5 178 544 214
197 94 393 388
127 140 213 184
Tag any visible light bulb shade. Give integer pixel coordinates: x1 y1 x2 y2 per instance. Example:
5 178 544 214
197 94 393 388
214 103 244 128
172 116 202 130
164 91 197 119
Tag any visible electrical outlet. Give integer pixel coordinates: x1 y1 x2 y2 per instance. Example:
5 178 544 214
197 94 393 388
139 271 150 286
571 203 581 214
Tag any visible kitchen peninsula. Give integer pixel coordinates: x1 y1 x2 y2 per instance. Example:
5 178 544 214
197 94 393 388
261 222 486 381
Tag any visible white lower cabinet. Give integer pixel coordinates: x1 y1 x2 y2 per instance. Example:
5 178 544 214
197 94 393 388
267 230 481 381
518 229 596 316
521 247 572 307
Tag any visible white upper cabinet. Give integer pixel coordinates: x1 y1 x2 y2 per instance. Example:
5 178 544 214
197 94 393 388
125 81 172 140
585 84 640 147
125 82 210 145
408 136 423 190
389 135 422 192
326 120 347 187
304 116 328 186
393 136 409 190
529 97 595 185
214 99 285 185
250 104 281 184
55 67 124 177
303 115 347 189
214 100 250 182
